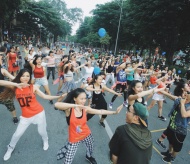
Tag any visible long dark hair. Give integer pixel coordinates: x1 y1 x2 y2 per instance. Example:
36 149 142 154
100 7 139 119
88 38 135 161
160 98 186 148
89 74 102 85
0 69 31 100
174 82 186 96
63 61 74 74
64 88 86 104
128 80 142 96
33 55 42 65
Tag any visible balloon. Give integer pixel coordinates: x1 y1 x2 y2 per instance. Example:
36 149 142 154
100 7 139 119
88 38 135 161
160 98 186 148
98 28 106 37
178 70 181 74
162 52 166 55
94 67 101 75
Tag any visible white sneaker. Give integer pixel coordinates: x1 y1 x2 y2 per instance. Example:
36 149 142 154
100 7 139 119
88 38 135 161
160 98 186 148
4 145 14 161
109 102 113 109
144 101 147 106
43 141 49 151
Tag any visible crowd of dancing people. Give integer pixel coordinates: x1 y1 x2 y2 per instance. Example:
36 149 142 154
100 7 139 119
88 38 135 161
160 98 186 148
0 43 190 164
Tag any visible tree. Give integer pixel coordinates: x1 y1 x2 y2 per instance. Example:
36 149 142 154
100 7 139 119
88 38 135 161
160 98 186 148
100 33 112 50
126 0 190 64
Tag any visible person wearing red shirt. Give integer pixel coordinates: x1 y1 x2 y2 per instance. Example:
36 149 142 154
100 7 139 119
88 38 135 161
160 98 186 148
0 69 66 161
55 88 122 164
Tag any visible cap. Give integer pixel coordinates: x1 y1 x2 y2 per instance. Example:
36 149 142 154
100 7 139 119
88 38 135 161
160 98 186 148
133 102 149 127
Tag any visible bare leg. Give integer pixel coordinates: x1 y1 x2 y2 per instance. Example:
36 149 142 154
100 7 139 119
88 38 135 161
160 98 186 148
157 101 163 117
147 99 156 110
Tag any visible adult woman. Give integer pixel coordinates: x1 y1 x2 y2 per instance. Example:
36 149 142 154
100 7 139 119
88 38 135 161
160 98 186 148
157 82 190 163
15 46 22 69
105 60 115 85
86 74 122 127
55 88 122 164
109 62 139 109
82 60 94 82
128 80 163 106
1 69 66 161
24 49 34 75
7 46 19 76
147 75 173 121
45 51 61 81
0 52 18 124
29 55 54 104
143 64 155 90
57 61 84 102
56 55 68 94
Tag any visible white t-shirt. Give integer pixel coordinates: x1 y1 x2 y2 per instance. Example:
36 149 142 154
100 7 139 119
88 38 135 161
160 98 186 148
84 66 94 80
134 72 143 82
27 54 34 61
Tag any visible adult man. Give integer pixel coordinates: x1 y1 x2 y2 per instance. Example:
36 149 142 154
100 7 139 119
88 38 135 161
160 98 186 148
109 102 152 164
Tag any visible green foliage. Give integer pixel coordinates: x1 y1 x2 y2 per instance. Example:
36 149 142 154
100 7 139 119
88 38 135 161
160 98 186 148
100 34 111 45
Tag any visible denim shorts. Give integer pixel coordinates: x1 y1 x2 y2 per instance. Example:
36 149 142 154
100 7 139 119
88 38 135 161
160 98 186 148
35 77 48 86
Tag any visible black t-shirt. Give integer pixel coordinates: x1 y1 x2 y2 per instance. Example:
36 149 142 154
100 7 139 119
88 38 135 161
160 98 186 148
109 125 152 164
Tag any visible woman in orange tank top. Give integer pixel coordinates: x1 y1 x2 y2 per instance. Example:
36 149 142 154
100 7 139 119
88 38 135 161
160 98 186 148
0 69 67 161
55 88 123 164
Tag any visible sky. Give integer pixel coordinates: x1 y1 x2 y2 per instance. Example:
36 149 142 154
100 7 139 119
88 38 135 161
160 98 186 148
64 0 112 35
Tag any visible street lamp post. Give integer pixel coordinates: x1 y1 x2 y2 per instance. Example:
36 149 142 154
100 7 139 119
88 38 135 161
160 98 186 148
114 0 124 56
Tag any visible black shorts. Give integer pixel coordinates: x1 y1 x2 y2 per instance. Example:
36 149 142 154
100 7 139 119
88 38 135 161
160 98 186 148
116 83 127 93
167 128 186 152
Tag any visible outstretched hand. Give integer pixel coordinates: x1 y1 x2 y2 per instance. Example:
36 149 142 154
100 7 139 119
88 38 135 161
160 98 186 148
154 86 166 93
115 104 123 114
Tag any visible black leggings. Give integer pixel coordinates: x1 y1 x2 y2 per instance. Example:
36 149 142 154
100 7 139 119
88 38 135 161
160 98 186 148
111 84 127 103
47 67 55 80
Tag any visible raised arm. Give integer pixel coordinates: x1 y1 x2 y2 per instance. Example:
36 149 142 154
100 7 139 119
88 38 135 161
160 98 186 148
0 80 29 89
102 85 122 96
180 98 190 118
54 102 83 111
74 64 85 71
1 69 15 80
84 104 123 115
34 85 67 100
159 90 178 100
86 85 102 92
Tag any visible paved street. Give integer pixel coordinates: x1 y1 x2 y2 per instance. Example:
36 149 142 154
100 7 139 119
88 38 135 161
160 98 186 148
0 47 190 164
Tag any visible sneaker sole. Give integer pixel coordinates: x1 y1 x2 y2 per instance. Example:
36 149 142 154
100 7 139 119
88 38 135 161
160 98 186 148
162 158 174 163
99 122 105 128
86 158 93 164
4 148 15 161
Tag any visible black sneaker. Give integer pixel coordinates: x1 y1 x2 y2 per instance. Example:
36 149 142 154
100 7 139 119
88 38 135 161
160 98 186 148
13 117 19 124
163 100 167 104
86 155 97 164
161 150 170 157
54 107 58 110
99 121 105 128
156 139 166 150
158 116 166 121
49 100 53 104
162 154 175 163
